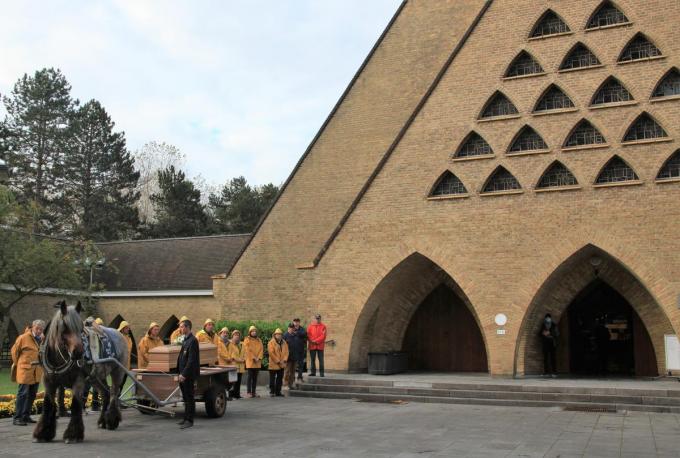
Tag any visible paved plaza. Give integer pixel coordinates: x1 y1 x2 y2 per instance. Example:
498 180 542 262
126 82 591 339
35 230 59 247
0 395 679 457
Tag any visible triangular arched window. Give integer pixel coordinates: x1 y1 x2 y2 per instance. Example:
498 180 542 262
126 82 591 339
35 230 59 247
652 68 680 98
509 126 548 153
482 167 521 193
431 171 468 196
623 113 667 142
454 132 493 158
560 43 601 71
564 120 606 148
537 161 578 188
657 150 680 180
591 77 633 105
596 156 638 184
530 10 570 38
534 84 575 112
586 1 630 29
505 51 544 78
618 33 662 62
480 91 519 119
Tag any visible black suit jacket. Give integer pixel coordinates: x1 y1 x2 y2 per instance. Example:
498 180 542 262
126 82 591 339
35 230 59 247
177 333 200 379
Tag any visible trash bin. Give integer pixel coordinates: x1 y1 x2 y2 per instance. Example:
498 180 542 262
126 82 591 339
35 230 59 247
368 351 408 375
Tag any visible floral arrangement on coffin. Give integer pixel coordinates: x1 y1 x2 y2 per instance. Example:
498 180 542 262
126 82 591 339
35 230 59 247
173 334 185 345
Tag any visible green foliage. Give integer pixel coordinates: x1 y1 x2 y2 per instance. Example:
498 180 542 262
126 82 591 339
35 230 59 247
208 176 279 234
214 320 287 369
61 100 140 241
148 165 207 238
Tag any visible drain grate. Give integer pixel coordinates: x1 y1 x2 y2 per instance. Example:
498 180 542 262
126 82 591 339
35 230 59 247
563 406 616 413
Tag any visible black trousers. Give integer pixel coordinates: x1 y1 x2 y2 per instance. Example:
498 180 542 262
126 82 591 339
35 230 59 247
543 342 557 374
269 369 283 395
310 350 324 376
179 378 195 423
247 368 259 394
229 372 243 398
14 383 38 420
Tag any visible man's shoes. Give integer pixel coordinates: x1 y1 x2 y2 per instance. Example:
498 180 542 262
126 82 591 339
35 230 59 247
320 374 325 377
24 417 37 424
275 393 284 397
180 421 193 430
13 419 27 426
309 373 316 377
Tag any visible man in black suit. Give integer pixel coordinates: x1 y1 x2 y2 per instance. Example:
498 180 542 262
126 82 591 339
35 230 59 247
177 319 200 429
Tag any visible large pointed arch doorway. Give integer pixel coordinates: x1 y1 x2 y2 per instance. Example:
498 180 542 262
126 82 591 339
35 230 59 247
515 245 672 377
109 314 139 368
349 253 488 373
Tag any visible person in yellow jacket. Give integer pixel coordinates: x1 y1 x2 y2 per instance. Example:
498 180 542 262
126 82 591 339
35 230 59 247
243 326 264 398
170 315 189 344
11 319 45 426
217 327 231 366
137 322 163 369
118 321 134 369
267 328 289 397
196 318 220 345
228 330 246 399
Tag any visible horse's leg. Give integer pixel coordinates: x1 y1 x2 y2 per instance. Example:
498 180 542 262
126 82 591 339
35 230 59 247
63 376 85 443
93 375 110 429
33 377 57 443
104 367 123 430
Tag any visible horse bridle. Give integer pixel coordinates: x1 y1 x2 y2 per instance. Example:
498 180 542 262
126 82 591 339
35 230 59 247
39 334 86 377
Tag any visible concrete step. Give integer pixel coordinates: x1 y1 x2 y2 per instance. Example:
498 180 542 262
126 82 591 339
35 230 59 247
298 383 680 407
289 388 680 414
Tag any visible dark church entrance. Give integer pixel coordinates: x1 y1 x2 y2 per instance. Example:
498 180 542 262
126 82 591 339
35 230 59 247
402 284 488 372
561 280 657 376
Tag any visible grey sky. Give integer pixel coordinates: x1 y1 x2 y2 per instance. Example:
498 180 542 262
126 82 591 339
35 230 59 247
0 0 401 186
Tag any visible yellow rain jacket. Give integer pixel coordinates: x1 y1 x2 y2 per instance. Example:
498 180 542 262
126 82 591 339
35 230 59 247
117 321 133 368
170 316 189 344
196 330 220 346
229 333 246 373
243 335 264 369
11 331 43 385
137 334 163 369
218 339 233 366
267 336 289 370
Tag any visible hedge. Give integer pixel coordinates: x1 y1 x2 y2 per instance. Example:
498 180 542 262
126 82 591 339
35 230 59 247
0 390 96 419
214 320 288 369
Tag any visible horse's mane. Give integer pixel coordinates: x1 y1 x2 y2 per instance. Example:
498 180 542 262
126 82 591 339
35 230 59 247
46 305 84 349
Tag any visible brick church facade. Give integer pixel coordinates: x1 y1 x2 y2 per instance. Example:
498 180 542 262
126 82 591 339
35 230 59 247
5 0 679 378
214 0 680 376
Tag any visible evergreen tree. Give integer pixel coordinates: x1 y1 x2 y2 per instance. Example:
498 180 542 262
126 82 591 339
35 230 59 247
0 68 76 233
149 166 207 238
208 176 279 234
62 100 140 241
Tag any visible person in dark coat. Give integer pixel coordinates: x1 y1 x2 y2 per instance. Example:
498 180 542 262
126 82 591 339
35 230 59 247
177 319 200 429
284 318 307 384
539 313 559 377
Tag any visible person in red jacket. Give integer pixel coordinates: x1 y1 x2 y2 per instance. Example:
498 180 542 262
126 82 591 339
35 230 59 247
307 314 327 377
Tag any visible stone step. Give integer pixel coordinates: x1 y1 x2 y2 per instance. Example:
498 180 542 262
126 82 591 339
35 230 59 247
299 382 680 407
305 376 680 398
289 388 680 414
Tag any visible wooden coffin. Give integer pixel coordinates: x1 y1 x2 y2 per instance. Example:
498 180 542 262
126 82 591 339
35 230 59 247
145 343 218 372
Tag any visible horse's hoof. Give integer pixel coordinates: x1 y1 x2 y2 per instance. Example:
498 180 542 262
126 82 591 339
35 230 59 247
32 438 47 443
64 439 72 444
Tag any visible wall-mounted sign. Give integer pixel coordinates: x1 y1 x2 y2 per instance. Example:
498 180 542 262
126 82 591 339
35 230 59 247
494 313 508 327
665 335 680 371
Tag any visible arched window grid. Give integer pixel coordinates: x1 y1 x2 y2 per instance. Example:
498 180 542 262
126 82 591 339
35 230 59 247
430 172 468 197
479 92 519 119
657 151 680 181
651 69 680 99
534 85 575 113
482 167 522 194
454 132 494 159
564 121 607 148
623 114 668 143
591 78 633 106
536 162 579 189
505 52 544 78
586 1 631 30
595 157 639 184
559 44 602 72
618 34 662 63
509 127 549 154
529 10 571 39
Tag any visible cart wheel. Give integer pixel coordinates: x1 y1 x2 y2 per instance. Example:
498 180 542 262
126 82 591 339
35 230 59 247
137 399 156 415
204 386 227 418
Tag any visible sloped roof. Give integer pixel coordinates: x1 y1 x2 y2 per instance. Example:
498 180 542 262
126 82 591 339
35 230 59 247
96 234 250 291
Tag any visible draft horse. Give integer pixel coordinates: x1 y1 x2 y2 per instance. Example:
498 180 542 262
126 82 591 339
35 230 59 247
34 300 129 443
